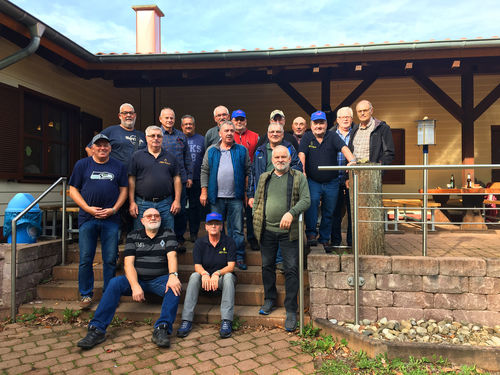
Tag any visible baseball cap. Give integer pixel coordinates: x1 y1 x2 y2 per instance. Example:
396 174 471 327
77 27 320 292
231 109 246 119
311 111 327 121
270 109 285 120
91 133 110 144
206 212 223 222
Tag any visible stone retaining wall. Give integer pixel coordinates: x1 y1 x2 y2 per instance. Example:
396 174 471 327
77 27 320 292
308 253 500 327
0 240 62 318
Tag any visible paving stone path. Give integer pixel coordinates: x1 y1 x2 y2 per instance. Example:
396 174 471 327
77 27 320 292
0 322 315 374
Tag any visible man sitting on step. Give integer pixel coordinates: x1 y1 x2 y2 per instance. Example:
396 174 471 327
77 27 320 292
177 212 237 339
77 208 181 349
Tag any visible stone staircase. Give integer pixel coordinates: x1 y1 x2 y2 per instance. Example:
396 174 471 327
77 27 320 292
19 239 309 328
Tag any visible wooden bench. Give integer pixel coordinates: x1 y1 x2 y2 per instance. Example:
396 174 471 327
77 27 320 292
383 199 441 231
482 199 499 221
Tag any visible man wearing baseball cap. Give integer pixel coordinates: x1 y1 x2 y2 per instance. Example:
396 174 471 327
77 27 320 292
177 212 237 339
298 111 356 252
256 109 299 151
69 133 128 309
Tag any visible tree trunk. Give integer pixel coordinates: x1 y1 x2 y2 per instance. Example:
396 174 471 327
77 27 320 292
349 164 385 254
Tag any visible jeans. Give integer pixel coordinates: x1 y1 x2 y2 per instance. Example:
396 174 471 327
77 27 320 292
181 272 236 322
331 182 352 246
260 230 299 313
78 219 119 297
305 178 339 244
187 180 202 236
174 184 188 242
211 198 245 261
89 275 180 334
134 195 174 231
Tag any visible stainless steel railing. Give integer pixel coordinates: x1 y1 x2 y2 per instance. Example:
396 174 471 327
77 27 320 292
318 163 499 325
10 177 67 320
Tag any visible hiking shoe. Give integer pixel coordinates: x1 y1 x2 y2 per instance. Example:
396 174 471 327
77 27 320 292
237 259 247 270
152 324 171 348
79 296 92 310
307 235 318 247
189 234 197 243
249 238 260 251
77 325 105 349
259 299 276 315
176 244 186 254
323 243 334 254
275 262 285 274
220 319 232 338
176 320 192 338
285 312 297 332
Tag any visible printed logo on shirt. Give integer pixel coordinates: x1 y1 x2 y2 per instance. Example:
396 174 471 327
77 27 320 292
90 171 115 180
218 247 227 255
308 142 317 149
125 134 144 146
137 242 144 248
160 240 165 247
159 159 171 165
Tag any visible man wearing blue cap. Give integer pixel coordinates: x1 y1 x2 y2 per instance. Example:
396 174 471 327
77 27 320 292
298 111 356 252
232 109 260 251
177 212 237 339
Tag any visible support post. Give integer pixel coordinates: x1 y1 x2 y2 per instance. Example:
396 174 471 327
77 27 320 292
298 213 304 334
352 171 359 325
422 145 428 256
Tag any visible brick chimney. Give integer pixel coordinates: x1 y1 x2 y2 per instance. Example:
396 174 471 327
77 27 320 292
132 5 164 54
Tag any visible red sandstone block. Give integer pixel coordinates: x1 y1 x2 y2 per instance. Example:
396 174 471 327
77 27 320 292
341 255 391 274
393 292 434 308
439 257 486 277
392 256 439 275
377 307 424 321
309 272 325 288
376 274 422 291
307 253 340 272
422 275 468 293
326 272 376 290
434 293 487 310
349 290 393 307
486 258 500 277
453 310 500 327
487 294 500 312
469 277 500 294
423 308 454 322
327 305 377 322
310 304 327 319
310 288 328 304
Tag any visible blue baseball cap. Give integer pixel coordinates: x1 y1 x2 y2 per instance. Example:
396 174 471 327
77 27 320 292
231 109 246 119
206 212 223 222
311 111 327 121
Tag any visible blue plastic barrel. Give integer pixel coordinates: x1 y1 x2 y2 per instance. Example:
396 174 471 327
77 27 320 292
3 193 42 244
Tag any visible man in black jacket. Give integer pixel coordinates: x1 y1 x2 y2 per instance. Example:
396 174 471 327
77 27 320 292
348 100 395 165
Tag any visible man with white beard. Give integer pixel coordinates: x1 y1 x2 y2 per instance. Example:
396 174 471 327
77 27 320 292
77 208 181 350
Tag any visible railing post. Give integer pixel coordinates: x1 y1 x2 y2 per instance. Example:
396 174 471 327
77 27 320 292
422 146 428 256
352 171 360 325
62 178 67 265
298 213 304 334
10 221 17 321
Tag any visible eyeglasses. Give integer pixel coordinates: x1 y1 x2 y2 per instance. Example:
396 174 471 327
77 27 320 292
268 130 283 134
147 134 162 138
338 116 352 119
120 111 135 116
206 222 221 227
143 214 160 219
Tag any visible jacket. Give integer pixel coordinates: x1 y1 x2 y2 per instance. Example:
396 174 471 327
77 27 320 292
348 118 395 165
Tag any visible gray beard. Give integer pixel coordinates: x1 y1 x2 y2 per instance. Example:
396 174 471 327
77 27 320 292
144 222 161 231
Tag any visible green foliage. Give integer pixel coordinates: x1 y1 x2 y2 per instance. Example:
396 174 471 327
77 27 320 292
319 359 351 374
110 315 126 327
17 307 54 323
143 317 153 325
62 308 81 323
231 316 245 331
299 323 320 338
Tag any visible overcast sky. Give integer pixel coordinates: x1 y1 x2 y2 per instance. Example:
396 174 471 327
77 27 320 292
11 0 500 54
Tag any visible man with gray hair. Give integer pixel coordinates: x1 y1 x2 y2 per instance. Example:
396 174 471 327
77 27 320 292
205 105 230 150
128 125 181 231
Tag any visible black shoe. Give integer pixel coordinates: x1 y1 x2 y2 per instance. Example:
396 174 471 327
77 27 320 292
176 320 192 338
77 326 106 350
259 299 276 315
275 262 285 274
176 244 186 254
323 244 334 254
307 235 318 247
189 234 197 243
248 238 260 251
285 312 297 332
152 324 171 348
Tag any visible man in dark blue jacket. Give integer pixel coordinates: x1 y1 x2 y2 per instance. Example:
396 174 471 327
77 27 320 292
200 121 251 270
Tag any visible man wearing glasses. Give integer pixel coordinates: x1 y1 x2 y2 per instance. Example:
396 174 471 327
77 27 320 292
77 208 181 350
205 105 230 150
128 126 182 231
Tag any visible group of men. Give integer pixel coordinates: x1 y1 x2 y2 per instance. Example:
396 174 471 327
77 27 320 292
71 99 394 350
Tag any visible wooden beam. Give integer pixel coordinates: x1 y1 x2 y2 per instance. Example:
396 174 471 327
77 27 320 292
332 75 378 115
412 73 463 122
276 80 316 115
321 73 333 127
473 82 500 121
461 68 475 181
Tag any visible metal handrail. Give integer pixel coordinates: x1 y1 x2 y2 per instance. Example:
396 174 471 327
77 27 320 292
11 177 67 320
318 163 499 325
298 213 304 334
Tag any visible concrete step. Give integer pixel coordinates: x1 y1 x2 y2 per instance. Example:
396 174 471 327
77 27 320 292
52 263 309 286
36 280 309 307
19 300 309 328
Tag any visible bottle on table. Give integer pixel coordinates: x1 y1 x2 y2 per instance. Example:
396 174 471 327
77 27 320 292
466 173 472 188
450 174 455 188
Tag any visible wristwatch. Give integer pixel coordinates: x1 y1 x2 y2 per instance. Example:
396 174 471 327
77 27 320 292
169 272 179 277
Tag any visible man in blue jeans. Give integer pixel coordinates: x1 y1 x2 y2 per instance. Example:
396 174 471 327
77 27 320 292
298 111 356 252
77 208 181 349
128 126 182 233
69 134 128 310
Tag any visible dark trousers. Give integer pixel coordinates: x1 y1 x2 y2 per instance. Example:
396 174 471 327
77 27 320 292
244 205 255 241
187 180 202 236
331 183 352 246
260 230 299 313
174 184 188 242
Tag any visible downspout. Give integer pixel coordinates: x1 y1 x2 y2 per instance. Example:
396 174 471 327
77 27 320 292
0 22 45 70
